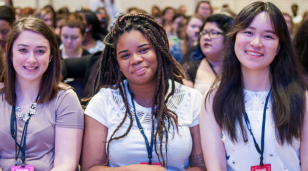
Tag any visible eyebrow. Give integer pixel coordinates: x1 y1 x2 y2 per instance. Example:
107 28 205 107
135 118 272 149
117 43 150 55
247 26 276 34
138 43 150 48
18 44 47 48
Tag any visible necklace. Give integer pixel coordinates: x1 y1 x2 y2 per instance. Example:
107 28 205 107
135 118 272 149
15 102 38 122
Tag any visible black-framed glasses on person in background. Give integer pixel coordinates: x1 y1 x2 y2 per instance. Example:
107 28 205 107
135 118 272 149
199 30 224 38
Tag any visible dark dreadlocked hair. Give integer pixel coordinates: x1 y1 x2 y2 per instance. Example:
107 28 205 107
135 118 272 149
94 13 185 166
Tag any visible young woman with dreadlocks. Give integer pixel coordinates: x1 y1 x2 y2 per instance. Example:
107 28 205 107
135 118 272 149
81 13 205 171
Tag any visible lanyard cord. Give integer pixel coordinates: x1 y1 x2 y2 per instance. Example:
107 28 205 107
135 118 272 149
205 57 218 77
244 89 271 167
127 84 154 165
10 93 40 167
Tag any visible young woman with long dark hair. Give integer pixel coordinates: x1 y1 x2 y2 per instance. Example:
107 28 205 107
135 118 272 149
0 16 83 171
200 2 308 171
82 13 205 171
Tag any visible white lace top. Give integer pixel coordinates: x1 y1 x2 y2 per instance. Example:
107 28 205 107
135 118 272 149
85 80 203 170
222 89 301 171
87 40 106 54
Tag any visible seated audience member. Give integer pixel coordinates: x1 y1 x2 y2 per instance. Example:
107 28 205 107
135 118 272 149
195 1 212 20
291 3 302 24
95 7 110 32
20 7 35 16
170 14 205 62
54 7 70 36
34 9 56 32
151 5 162 24
177 5 187 16
0 16 83 171
302 11 308 24
162 7 175 35
171 13 185 36
182 14 233 94
291 3 302 36
57 6 70 14
59 12 90 59
78 10 106 54
0 6 15 56
294 19 308 80
59 13 91 99
200 2 308 171
89 0 119 25
82 13 206 171
43 5 57 30
213 4 237 18
283 12 293 40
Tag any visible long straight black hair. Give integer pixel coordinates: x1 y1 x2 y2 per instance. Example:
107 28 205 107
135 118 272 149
207 1 306 145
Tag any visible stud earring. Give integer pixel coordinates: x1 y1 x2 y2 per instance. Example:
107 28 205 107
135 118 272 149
85 28 89 32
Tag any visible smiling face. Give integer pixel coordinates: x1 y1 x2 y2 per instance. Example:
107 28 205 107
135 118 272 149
116 30 157 85
235 12 280 72
12 30 51 84
61 26 83 54
186 17 203 42
200 22 225 59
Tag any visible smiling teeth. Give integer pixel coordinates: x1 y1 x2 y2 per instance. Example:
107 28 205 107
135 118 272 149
25 67 37 70
246 51 263 56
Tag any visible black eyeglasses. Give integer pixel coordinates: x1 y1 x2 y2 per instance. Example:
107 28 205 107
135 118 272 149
199 30 224 38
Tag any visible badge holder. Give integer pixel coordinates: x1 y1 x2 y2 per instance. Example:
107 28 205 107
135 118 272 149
244 90 272 171
11 165 34 171
140 162 162 166
251 164 271 171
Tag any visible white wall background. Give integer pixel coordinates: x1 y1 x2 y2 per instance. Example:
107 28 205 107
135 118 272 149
12 0 308 17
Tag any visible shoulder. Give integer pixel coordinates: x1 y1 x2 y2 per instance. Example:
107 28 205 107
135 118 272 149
58 82 71 90
55 83 79 101
87 86 119 106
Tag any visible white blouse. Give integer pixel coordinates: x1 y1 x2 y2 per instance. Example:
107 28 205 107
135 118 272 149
223 89 300 171
85 80 203 170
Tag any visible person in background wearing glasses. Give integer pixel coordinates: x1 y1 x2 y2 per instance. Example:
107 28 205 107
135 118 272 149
181 14 233 95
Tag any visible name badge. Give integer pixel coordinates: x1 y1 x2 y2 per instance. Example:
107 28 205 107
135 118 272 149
11 165 34 171
140 162 162 166
251 164 271 171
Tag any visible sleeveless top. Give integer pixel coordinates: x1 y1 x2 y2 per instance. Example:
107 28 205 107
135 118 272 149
223 89 300 171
